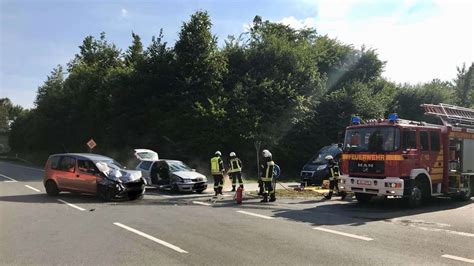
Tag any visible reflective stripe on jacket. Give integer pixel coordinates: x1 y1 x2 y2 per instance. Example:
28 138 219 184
261 160 275 182
228 158 242 173
328 164 340 180
211 156 223 175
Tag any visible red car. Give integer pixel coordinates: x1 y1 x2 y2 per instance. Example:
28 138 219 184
43 153 145 201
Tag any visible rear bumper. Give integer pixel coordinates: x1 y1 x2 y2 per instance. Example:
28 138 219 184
339 175 404 196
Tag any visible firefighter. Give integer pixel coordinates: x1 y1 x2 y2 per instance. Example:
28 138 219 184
228 152 244 192
210 151 225 197
324 155 346 200
260 149 276 202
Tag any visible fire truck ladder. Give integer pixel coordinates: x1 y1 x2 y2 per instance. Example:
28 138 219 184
421 103 474 128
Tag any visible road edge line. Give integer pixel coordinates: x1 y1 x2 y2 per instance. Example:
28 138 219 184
57 199 86 211
0 162 44 172
313 227 373 241
192 201 212 206
441 254 474 264
25 185 41 192
237 210 274 220
0 174 18 182
113 222 188 254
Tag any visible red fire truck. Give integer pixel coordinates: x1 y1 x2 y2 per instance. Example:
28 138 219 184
339 104 474 207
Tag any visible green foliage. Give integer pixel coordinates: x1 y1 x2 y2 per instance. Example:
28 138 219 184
391 79 455 121
8 11 466 177
0 98 24 133
0 102 8 133
172 11 228 156
454 63 474 107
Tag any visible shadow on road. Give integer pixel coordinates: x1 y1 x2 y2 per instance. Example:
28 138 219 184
272 196 473 226
0 193 55 204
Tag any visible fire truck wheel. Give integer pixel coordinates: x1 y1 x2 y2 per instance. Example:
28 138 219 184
355 193 372 203
408 182 422 208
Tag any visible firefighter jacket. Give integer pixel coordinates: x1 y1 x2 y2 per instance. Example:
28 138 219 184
228 157 242 173
260 159 275 182
210 156 224 175
328 162 340 181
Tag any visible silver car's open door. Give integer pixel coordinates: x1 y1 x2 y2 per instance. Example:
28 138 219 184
134 149 159 161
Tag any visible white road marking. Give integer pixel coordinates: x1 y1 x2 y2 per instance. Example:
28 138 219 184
0 174 18 182
57 199 86 211
24 185 40 192
237 210 274 220
416 226 474 238
113 222 188 254
441 254 474 264
192 201 211 206
313 227 373 241
387 219 474 238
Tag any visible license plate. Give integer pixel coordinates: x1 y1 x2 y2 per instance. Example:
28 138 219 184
357 180 372 185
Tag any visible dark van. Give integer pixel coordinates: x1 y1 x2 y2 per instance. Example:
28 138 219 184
300 144 342 186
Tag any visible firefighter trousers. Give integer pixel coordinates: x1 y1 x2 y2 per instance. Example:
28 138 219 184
213 174 224 195
325 179 346 200
262 180 275 201
230 172 244 190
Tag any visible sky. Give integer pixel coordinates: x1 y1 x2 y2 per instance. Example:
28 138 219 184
1 0 473 108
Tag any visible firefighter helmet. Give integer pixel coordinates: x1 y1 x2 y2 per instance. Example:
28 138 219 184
325 155 334 161
262 149 272 158
215 151 222 156
229 152 236 157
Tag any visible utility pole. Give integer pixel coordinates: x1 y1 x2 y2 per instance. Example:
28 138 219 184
254 140 261 178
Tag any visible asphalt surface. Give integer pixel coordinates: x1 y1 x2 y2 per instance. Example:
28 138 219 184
1 160 473 265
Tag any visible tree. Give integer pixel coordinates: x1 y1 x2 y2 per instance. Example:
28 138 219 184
125 32 144 68
0 98 24 133
0 101 8 133
392 79 455 122
454 63 474 107
35 65 65 109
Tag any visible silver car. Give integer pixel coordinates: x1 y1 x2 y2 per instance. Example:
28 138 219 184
134 149 208 193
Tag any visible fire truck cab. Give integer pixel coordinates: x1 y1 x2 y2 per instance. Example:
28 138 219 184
339 104 474 207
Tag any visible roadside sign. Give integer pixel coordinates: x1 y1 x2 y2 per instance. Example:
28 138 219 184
87 139 97 150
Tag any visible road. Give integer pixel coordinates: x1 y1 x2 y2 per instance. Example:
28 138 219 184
1 160 473 265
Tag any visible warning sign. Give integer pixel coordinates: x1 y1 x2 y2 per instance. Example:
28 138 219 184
86 139 97 150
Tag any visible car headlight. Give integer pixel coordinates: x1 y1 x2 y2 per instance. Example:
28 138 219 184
182 179 192 183
317 165 327 171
